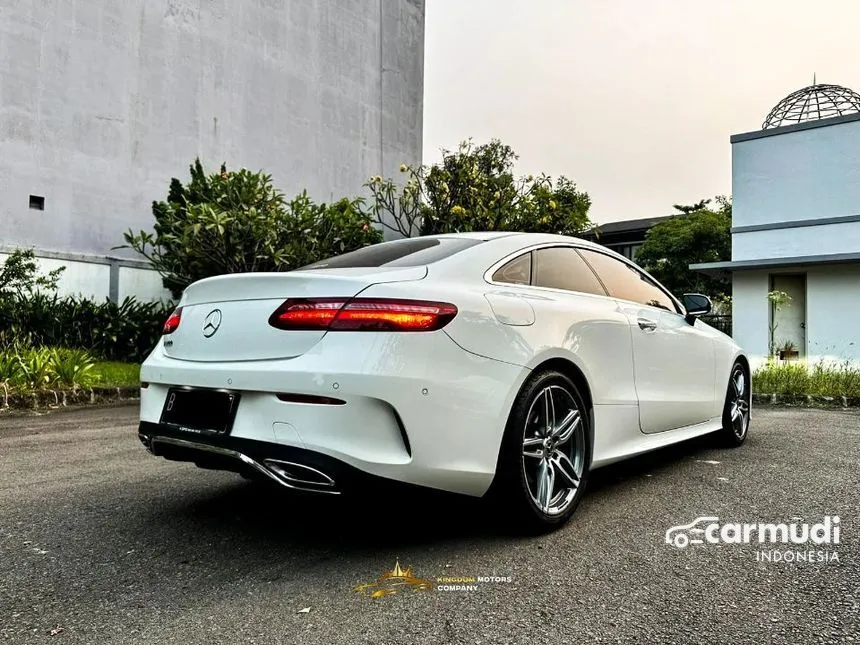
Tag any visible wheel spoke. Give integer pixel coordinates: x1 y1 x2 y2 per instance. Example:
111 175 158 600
551 409 580 444
522 436 544 459
734 373 745 397
733 407 746 435
550 451 580 488
536 460 555 512
543 388 556 435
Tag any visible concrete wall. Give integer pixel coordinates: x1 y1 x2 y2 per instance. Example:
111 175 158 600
1 0 425 264
806 264 860 365
732 265 860 367
732 223 860 261
731 116 860 261
731 270 771 368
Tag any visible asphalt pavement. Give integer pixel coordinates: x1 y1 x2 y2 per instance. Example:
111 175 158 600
1 404 858 644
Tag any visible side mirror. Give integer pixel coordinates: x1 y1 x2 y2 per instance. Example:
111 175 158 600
682 293 712 324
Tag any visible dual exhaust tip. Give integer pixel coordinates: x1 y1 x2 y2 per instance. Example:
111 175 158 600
141 434 340 495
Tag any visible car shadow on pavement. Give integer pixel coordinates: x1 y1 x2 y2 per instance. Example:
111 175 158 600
158 432 721 550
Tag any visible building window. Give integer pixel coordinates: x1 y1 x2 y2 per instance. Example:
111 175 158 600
606 243 643 261
29 195 45 211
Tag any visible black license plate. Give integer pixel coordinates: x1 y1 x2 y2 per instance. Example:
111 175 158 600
159 388 240 435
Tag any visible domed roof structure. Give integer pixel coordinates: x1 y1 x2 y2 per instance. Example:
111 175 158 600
762 82 860 129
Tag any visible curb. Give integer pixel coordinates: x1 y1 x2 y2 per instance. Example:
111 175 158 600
0 386 140 412
751 393 860 408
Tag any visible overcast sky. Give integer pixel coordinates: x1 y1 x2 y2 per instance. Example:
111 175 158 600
422 0 860 226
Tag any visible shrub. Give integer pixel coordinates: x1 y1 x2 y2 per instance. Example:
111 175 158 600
0 251 171 363
48 348 97 387
0 346 97 391
118 159 382 298
0 249 67 347
753 360 860 398
0 293 171 363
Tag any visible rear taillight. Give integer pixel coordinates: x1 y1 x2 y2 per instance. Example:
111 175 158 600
163 307 183 335
268 298 458 332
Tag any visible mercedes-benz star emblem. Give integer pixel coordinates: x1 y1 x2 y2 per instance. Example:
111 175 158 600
202 309 223 338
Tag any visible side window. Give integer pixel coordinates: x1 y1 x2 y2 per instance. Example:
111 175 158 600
533 247 606 296
492 252 531 285
577 249 678 312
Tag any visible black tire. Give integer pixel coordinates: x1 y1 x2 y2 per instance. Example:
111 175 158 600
717 361 751 447
488 369 592 534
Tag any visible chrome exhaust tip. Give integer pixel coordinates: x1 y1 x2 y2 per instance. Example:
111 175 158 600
147 436 341 495
263 459 337 490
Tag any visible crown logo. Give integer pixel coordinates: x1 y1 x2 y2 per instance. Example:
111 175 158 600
354 560 434 598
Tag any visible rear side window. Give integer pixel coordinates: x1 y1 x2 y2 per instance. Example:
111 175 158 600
577 248 678 312
300 237 483 269
492 252 532 285
532 247 606 296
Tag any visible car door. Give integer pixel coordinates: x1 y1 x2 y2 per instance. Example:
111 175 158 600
577 248 716 434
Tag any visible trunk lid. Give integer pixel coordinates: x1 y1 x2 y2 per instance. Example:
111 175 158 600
162 266 427 362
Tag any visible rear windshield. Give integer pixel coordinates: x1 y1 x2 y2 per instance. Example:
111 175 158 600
299 237 483 270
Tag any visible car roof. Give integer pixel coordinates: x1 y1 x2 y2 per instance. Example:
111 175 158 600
425 230 609 252
420 231 521 241
422 231 619 278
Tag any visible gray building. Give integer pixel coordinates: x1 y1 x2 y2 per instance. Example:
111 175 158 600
0 0 425 300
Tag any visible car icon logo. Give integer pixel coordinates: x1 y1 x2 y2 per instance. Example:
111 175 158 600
665 516 719 549
202 309 223 338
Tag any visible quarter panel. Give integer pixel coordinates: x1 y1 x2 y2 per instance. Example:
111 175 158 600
515 292 638 406
433 284 639 407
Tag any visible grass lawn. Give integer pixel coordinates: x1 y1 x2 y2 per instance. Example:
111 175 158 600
91 362 141 388
753 361 860 398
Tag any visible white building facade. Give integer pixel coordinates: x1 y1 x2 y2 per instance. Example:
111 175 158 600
694 84 860 367
0 0 426 302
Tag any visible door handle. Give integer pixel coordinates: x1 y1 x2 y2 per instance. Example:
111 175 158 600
637 318 657 332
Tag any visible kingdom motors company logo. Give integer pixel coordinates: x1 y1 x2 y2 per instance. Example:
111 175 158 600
665 515 841 563
354 561 512 598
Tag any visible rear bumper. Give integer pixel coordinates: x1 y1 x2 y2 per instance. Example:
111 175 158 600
139 422 400 495
139 330 529 497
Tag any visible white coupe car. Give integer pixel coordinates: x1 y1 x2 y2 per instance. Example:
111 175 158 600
138 232 750 532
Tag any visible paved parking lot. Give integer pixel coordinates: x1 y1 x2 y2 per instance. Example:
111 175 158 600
1 404 858 644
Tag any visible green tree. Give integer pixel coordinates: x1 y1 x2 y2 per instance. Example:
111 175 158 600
672 198 711 214
0 249 64 301
635 196 732 300
0 249 66 346
366 139 592 237
118 159 382 298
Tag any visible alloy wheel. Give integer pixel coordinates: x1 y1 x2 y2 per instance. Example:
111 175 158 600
729 367 750 440
521 385 586 517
